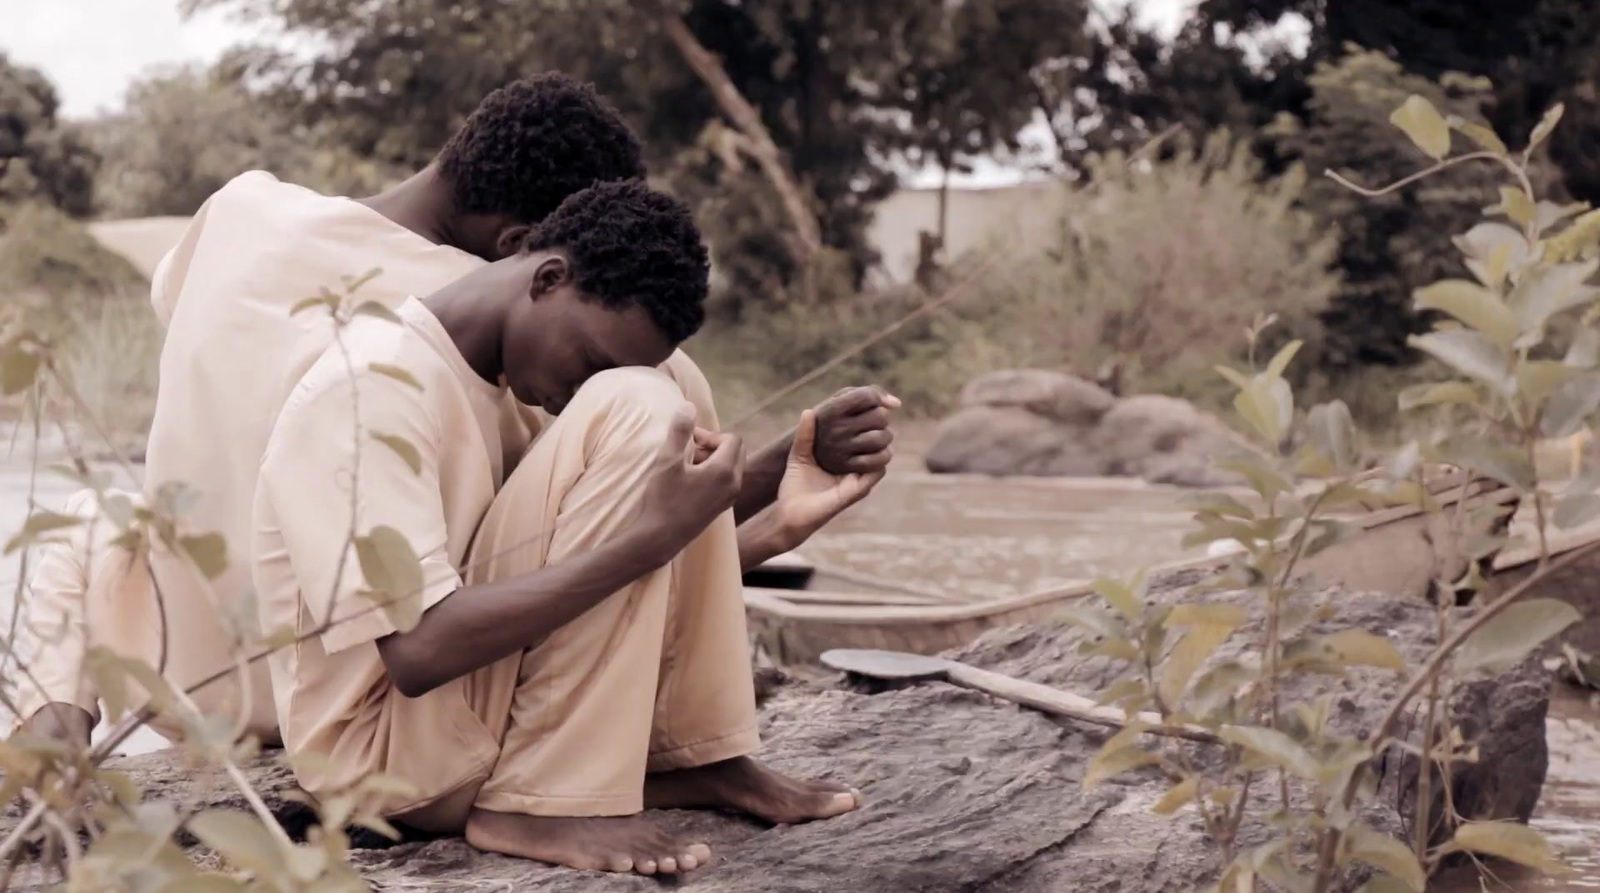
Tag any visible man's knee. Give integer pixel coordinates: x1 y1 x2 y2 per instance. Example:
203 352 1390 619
564 367 691 450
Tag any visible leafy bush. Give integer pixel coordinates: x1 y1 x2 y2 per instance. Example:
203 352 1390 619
1068 96 1599 892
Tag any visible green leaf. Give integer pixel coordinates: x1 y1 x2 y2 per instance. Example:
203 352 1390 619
1451 821 1567 873
1555 493 1600 530
1449 116 1508 156
1189 660 1253 721
178 532 229 581
1318 629 1406 672
1215 364 1253 390
1152 776 1200 816
1306 401 1357 470
1347 826 1427 891
1541 372 1600 439
187 810 287 879
1456 598 1581 674
1218 459 1292 504
1413 280 1519 347
1528 103 1565 155
352 301 403 324
85 649 131 721
354 525 426 631
1565 327 1600 368
1085 724 1160 787
368 362 423 391
1456 223 1531 289
1518 360 1578 409
1094 677 1149 709
1160 622 1238 709
1509 259 1600 343
1180 492 1256 520
290 294 339 317
1436 435 1537 491
1544 200 1594 229
1408 330 1513 395
371 432 422 475
1390 95 1452 160
1219 725 1320 779
4 509 83 555
341 267 384 293
0 343 41 396
1487 186 1538 228
1264 339 1303 380
1091 576 1143 619
1167 604 1249 627
1234 379 1287 444
1057 604 1127 640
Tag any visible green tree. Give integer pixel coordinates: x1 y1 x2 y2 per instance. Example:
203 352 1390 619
185 0 1101 295
91 64 395 219
1270 51 1507 369
0 53 98 216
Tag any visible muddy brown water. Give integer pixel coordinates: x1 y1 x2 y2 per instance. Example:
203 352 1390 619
3 459 1598 888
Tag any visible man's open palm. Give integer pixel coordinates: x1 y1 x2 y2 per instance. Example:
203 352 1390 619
778 409 886 535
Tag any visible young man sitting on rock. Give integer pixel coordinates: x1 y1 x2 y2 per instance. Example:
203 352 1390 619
252 180 876 876
12 72 897 752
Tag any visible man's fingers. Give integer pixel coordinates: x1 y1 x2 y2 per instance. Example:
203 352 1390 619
849 429 893 454
844 448 893 474
839 469 888 507
829 406 893 438
818 386 885 418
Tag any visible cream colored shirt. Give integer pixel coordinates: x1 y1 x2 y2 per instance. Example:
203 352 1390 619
253 298 504 753
136 171 540 733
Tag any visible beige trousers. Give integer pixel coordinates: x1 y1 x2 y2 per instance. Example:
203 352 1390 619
315 364 760 832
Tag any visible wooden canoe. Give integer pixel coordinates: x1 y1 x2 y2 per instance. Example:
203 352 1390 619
746 477 1522 666
1484 510 1600 656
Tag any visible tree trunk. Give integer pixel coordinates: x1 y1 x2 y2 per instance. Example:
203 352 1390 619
937 160 951 247
661 13 822 266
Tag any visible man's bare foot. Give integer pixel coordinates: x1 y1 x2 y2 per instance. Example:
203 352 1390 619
465 808 711 875
644 755 859 825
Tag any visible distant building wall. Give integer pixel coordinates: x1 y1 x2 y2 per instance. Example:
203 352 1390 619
864 179 1070 285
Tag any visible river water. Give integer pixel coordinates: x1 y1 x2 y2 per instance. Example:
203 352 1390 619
3 457 1596 888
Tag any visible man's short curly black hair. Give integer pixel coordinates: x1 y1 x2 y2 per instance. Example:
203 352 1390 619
525 180 709 344
437 72 645 224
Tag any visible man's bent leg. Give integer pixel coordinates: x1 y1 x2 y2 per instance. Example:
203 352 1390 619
457 367 715 873
645 352 860 825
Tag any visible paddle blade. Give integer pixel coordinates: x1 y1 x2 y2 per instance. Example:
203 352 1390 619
820 648 953 681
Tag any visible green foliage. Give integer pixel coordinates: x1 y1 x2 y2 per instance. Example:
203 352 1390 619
185 0 1102 298
0 202 145 298
0 53 98 216
91 65 396 219
1058 94 1594 893
0 265 437 888
977 132 1342 404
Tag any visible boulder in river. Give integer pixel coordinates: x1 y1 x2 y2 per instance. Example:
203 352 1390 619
926 370 1258 487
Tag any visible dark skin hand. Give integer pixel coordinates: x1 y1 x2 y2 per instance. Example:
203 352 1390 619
376 408 745 698
733 386 899 525
14 702 95 749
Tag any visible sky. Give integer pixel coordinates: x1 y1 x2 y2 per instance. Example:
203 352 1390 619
2 0 1201 187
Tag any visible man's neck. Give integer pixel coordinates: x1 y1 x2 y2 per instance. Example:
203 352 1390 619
421 266 513 388
359 165 459 248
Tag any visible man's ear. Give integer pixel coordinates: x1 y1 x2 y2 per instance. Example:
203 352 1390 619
529 254 572 300
492 223 534 260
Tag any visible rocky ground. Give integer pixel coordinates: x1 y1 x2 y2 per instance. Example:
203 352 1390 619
1 575 1552 892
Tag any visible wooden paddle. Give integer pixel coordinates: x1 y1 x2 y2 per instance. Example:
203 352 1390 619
820 648 1219 744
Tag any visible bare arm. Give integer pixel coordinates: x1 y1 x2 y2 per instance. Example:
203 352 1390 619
376 526 679 697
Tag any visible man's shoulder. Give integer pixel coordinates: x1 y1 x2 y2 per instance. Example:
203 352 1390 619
280 316 442 423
